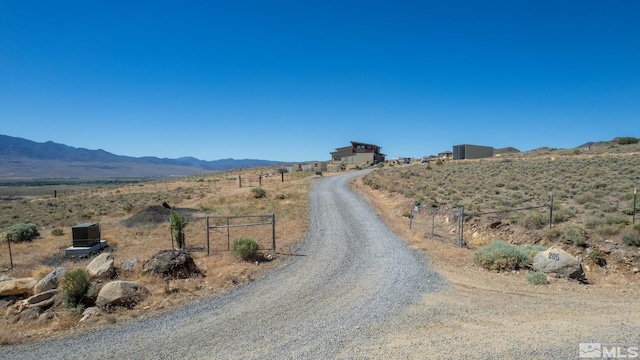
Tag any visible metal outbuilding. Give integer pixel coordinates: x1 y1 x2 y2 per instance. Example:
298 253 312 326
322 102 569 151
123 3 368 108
452 144 494 160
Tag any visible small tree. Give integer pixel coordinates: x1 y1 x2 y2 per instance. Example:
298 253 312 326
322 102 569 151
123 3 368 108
170 211 188 249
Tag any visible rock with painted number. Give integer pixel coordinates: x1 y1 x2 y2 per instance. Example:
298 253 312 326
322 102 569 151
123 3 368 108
533 246 585 281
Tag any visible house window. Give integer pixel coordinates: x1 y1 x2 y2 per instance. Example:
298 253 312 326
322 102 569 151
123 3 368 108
334 156 341 161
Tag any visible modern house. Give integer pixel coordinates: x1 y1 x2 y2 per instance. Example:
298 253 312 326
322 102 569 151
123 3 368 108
438 151 453 161
330 141 385 165
452 144 494 160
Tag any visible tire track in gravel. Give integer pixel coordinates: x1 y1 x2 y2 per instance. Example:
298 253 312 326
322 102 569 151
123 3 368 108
0 171 445 359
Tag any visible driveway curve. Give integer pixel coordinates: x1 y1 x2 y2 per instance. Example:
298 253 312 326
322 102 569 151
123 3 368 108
0 171 445 359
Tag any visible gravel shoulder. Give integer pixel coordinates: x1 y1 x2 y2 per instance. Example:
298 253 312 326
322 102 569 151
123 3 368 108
0 171 445 359
353 175 640 359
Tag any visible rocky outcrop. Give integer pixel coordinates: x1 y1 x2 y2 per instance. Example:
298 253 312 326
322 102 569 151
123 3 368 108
143 250 202 279
34 267 67 294
533 246 585 281
0 277 38 297
95 281 148 309
86 253 116 279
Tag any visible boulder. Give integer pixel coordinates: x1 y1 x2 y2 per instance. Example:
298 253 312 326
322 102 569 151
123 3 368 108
26 289 57 304
122 258 138 272
143 250 202 279
87 253 116 279
0 277 37 297
80 306 103 322
26 289 57 309
34 267 67 294
39 312 55 322
0 298 16 309
533 246 585 281
96 281 148 309
10 307 42 323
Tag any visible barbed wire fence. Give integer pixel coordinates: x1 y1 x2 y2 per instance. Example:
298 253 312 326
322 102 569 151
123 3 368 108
410 196 555 247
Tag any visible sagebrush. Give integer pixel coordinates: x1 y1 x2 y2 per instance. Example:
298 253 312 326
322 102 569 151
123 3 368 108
474 240 545 271
232 236 260 261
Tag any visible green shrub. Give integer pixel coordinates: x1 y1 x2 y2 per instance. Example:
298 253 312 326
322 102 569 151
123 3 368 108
588 249 607 266
51 228 64 236
60 269 95 309
250 187 267 199
122 203 134 213
618 137 638 145
604 215 630 226
552 206 575 224
585 215 605 229
232 236 260 261
596 224 623 237
560 226 587 247
576 193 597 205
521 211 548 229
545 228 563 241
622 231 640 246
526 271 549 285
170 211 188 249
474 240 544 271
5 223 39 242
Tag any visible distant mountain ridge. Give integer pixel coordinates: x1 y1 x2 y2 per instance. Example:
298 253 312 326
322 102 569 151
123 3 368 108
0 134 284 179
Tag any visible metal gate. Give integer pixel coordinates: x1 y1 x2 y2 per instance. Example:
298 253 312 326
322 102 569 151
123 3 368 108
206 214 276 255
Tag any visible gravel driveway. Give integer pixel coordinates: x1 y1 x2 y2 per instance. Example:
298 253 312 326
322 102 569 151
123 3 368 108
0 171 445 359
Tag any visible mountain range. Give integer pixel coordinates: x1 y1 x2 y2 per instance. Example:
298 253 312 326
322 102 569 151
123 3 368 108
0 134 284 179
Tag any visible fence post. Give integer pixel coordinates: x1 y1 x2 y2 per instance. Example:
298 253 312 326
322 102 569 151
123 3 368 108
271 213 276 252
409 206 414 229
169 217 175 251
227 217 231 251
431 207 436 236
457 207 465 247
206 216 210 256
633 188 637 224
7 233 13 269
549 194 554 229
259 175 262 187
238 175 242 188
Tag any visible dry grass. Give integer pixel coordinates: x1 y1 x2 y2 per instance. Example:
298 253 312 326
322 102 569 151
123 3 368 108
0 168 312 343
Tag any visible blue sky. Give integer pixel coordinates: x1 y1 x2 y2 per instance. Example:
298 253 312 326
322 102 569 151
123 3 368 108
1 1 638 161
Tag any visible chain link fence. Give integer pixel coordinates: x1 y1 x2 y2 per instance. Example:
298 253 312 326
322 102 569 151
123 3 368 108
169 214 276 255
206 214 276 254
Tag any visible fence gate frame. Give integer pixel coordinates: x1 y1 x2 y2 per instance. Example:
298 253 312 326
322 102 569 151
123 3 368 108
205 213 276 256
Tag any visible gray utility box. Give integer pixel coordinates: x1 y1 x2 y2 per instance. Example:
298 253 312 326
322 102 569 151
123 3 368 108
72 222 101 247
